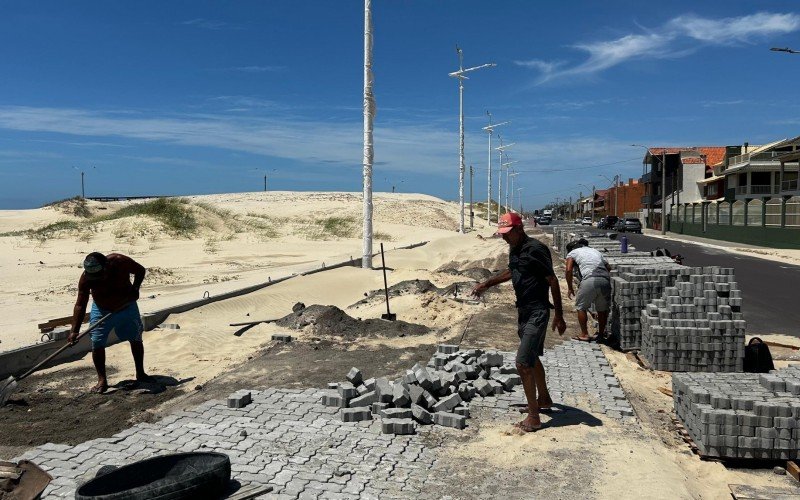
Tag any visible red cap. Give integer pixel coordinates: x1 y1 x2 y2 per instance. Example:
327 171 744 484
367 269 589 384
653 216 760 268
496 213 523 234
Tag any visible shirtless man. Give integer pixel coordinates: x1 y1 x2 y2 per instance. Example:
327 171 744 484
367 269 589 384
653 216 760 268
69 252 152 393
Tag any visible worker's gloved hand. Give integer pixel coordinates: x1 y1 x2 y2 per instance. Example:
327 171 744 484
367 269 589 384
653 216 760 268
67 331 79 344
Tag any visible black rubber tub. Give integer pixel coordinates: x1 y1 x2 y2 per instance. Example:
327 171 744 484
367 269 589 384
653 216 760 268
75 452 231 500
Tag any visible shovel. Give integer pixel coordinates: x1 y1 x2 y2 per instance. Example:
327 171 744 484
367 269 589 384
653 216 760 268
379 243 396 321
0 308 117 406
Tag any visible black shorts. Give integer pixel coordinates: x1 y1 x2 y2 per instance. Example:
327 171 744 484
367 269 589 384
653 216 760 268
516 307 549 367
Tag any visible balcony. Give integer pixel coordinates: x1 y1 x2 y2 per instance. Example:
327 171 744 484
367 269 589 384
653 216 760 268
750 184 774 195
640 172 653 183
736 186 748 195
641 195 651 205
782 179 799 192
728 151 785 167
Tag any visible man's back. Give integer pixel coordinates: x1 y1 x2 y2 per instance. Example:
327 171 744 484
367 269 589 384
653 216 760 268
566 246 609 280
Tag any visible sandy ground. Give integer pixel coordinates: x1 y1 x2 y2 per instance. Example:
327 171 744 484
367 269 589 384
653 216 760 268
0 192 470 352
1 197 797 498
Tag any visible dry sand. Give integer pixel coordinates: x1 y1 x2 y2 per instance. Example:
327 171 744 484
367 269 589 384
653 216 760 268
0 191 481 352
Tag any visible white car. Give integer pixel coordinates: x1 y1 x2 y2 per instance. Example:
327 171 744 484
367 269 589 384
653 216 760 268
574 218 581 224
581 217 593 226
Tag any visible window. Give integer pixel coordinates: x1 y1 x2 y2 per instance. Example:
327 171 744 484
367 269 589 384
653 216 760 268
765 198 782 227
693 204 702 224
732 200 745 226
718 202 731 225
787 196 800 228
707 203 718 225
746 199 763 226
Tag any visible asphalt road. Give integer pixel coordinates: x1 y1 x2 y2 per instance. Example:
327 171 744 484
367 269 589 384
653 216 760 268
541 221 800 336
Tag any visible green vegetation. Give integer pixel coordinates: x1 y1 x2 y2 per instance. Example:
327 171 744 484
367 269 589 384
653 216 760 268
42 196 92 218
95 198 197 236
317 216 358 238
373 231 393 242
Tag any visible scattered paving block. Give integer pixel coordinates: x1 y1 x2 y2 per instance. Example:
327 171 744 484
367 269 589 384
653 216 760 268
349 391 378 408
338 382 358 400
488 380 505 395
408 385 426 406
356 384 370 396
478 352 504 368
374 378 393 403
347 367 364 386
492 373 521 391
382 418 416 435
381 408 413 419
433 393 462 413
227 390 252 409
321 394 348 408
271 334 293 342
341 408 372 422
453 406 470 418
371 402 389 415
438 344 459 354
392 384 411 408
474 378 494 397
434 411 466 429
411 404 433 424
327 382 339 390
363 377 377 391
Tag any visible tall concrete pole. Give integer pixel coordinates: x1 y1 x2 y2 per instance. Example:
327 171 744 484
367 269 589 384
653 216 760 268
362 0 375 269
469 165 474 228
661 151 667 234
487 125 492 225
458 62 465 233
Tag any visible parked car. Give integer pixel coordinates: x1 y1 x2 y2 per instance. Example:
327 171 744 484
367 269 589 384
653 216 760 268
614 218 643 233
581 216 592 226
539 215 552 225
598 216 619 229
574 218 582 224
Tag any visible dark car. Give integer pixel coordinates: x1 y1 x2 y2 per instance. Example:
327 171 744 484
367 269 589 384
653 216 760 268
539 216 552 225
599 216 619 229
614 218 642 233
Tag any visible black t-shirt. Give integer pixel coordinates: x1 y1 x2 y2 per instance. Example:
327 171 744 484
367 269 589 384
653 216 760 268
508 235 555 310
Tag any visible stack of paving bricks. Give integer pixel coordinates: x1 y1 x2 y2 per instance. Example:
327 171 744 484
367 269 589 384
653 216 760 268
673 366 800 459
610 263 695 351
320 345 522 434
641 267 745 372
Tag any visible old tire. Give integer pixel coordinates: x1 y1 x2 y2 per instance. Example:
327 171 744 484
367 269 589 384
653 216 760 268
75 452 230 500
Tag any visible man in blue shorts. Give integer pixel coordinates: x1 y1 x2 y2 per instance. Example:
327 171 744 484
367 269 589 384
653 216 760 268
69 252 152 393
472 213 567 432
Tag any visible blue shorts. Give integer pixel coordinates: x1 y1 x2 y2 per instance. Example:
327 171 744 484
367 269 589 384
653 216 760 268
89 302 144 349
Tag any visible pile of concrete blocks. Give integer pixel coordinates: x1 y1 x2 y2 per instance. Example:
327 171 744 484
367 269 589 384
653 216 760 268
320 344 522 434
609 263 694 350
673 366 800 459
641 267 745 372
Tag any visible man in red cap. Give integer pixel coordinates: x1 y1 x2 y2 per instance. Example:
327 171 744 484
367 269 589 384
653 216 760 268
472 213 566 432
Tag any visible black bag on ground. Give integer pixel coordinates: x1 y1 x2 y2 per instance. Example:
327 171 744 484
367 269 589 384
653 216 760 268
743 337 775 373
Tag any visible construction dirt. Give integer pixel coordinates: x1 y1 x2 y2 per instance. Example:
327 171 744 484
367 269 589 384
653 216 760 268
275 304 430 337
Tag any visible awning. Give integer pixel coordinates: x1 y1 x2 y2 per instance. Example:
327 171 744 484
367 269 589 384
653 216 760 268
697 175 724 185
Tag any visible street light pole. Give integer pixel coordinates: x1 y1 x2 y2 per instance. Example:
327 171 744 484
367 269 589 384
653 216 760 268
449 47 496 234
362 0 375 269
469 165 474 228
482 113 509 226
517 187 524 214
81 171 85 199
509 171 519 212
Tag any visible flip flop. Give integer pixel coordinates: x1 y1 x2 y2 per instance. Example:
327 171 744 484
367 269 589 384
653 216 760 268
572 336 593 342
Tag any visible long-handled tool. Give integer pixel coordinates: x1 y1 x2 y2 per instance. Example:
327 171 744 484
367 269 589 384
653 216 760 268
0 309 116 406
379 243 396 321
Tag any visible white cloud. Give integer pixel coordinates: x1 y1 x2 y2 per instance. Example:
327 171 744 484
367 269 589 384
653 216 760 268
672 12 800 43
520 11 800 83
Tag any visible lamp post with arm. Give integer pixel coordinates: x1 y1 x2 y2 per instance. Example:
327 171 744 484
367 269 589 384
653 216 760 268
482 113 509 226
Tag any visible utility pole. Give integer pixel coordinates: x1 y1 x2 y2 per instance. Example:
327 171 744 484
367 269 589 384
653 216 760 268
449 47 495 234
362 0 375 269
81 171 85 199
264 175 267 192
482 113 508 226
661 150 666 234
469 165 474 228
591 185 596 224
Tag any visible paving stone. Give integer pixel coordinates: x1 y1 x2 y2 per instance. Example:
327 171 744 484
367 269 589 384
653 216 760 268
411 404 433 424
432 393 462 413
374 378 393 403
349 391 377 408
227 390 252 409
340 408 372 423
392 384 411 408
381 418 416 435
337 382 358 400
433 412 466 429
347 367 364 386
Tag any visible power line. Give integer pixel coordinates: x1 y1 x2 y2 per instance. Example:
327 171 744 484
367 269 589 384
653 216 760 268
470 156 641 174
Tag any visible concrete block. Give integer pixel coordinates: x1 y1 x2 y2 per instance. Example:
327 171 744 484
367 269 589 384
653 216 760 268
381 418 416 435
433 393 462 413
371 402 389 415
321 394 348 408
374 378 393 403
227 390 252 409
338 382 358 400
349 391 378 408
434 411 466 429
346 367 364 386
341 408 372 422
392 384 411 408
438 344 459 354
411 404 433 424
453 406 470 418
380 408 413 419
271 334 293 342
478 352 504 368
474 378 493 397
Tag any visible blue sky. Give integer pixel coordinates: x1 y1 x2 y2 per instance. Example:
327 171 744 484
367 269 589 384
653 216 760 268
1 1 799 210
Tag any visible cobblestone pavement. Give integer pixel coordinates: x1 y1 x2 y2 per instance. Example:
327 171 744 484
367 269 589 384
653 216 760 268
15 341 633 499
